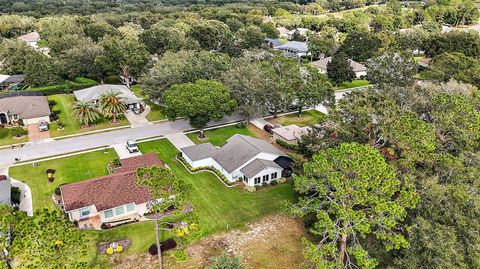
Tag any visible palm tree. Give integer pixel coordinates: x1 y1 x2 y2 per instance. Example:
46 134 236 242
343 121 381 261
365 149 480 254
98 90 127 123
73 100 100 128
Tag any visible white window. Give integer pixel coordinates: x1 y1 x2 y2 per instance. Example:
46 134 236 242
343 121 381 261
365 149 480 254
79 207 90 218
254 177 261 184
126 203 135 212
262 174 269 182
115 206 124 215
271 172 278 179
104 209 113 218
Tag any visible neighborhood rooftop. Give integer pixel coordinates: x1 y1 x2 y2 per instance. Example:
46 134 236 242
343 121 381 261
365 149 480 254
0 95 50 119
17 31 40 42
272 124 309 141
60 153 164 212
240 159 282 179
311 57 366 72
276 41 308 53
181 142 218 161
73 84 141 104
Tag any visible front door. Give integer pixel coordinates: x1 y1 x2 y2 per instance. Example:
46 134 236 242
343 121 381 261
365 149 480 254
0 113 7 124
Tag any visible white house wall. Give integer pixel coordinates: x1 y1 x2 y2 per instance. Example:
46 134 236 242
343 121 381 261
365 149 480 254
355 71 367 79
245 166 284 187
24 116 50 125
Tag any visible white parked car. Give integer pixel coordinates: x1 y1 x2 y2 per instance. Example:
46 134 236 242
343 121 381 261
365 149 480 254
38 120 49 132
126 139 139 153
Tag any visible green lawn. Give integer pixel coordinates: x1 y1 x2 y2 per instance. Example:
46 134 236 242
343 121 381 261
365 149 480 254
0 128 28 146
336 79 370 90
9 148 118 211
273 110 325 127
187 125 256 146
9 138 295 267
88 139 294 266
130 85 166 122
48 94 129 137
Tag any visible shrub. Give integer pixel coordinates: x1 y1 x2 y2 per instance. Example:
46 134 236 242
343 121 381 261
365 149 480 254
48 100 57 106
262 182 268 187
11 186 21 205
275 139 298 150
112 158 122 167
177 155 234 185
29 77 97 95
49 113 58 122
270 180 278 186
106 247 114 255
148 239 177 256
244 185 256 192
173 249 187 262
277 178 287 184
208 252 246 269
16 119 24 126
10 127 26 137
57 121 64 128
54 186 61 196
235 121 246 128
116 245 123 253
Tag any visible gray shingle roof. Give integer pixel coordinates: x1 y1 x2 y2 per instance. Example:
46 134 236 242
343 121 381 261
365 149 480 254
213 134 285 173
240 159 281 179
73 84 142 104
311 57 366 72
0 95 50 119
17 32 40 43
276 41 308 53
181 143 218 161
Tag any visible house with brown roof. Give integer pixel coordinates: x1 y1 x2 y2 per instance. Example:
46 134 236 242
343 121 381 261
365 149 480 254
17 31 40 48
311 57 367 79
60 153 164 230
0 95 51 125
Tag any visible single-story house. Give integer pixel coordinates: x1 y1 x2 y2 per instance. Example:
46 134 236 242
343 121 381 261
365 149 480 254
0 175 11 206
311 57 367 79
180 134 292 186
287 28 310 40
417 57 432 69
60 153 164 230
275 41 309 59
277 27 290 38
264 38 284 48
73 84 144 110
0 95 51 125
0 75 25 90
272 124 310 145
17 31 40 48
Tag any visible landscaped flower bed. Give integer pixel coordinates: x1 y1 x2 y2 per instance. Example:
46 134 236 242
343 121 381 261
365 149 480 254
177 155 236 186
98 239 131 255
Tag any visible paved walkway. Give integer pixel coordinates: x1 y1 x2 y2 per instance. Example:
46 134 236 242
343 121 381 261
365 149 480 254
166 133 195 149
10 177 33 216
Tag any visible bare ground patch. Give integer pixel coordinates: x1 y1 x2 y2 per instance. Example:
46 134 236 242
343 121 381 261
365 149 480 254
108 215 306 269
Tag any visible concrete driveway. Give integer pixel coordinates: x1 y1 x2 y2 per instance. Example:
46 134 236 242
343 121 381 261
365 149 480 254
112 143 142 159
27 124 50 141
166 133 194 150
124 108 150 127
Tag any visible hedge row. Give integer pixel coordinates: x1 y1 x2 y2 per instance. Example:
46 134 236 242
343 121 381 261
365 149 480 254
29 77 98 95
177 155 235 186
275 139 299 151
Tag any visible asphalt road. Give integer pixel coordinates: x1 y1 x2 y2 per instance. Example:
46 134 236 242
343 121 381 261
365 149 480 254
0 88 359 168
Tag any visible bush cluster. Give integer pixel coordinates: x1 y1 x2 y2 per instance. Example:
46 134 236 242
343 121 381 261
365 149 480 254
10 127 27 137
275 139 299 151
244 185 256 192
177 155 235 186
29 77 97 96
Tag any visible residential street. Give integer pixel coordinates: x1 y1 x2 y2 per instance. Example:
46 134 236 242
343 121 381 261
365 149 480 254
0 112 244 168
0 89 358 168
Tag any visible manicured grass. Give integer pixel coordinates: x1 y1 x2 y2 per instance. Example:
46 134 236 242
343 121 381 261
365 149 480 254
273 110 325 127
130 85 165 122
139 139 296 236
187 125 256 146
47 94 129 137
336 79 370 90
0 128 28 146
8 148 118 211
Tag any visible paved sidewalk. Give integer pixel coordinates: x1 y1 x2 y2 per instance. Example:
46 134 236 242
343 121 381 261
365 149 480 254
11 178 33 216
166 133 195 150
250 118 270 129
